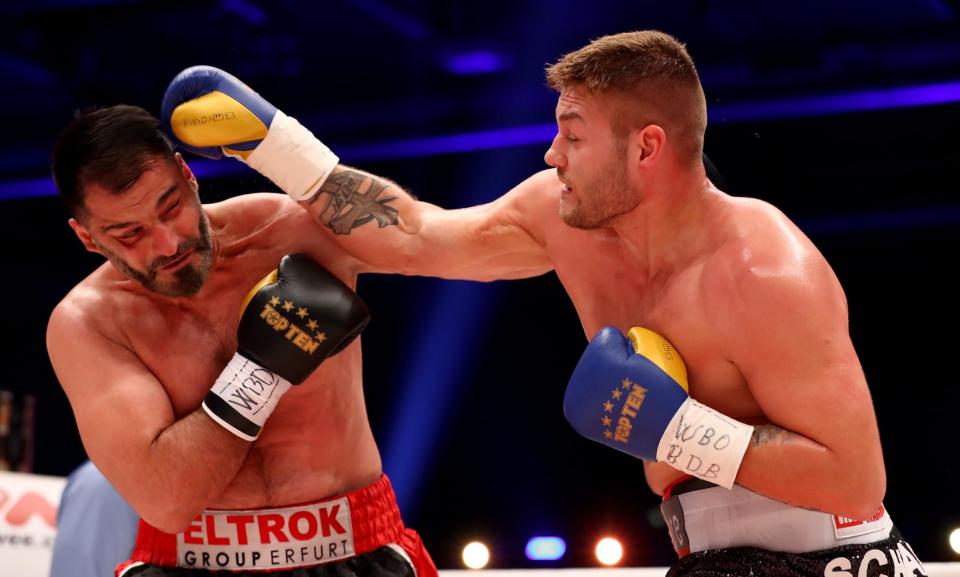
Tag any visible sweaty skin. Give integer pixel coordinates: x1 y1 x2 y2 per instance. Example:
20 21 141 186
47 158 381 533
297 85 885 521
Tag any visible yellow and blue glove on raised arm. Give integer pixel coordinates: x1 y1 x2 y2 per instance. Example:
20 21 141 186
161 65 338 202
563 326 754 489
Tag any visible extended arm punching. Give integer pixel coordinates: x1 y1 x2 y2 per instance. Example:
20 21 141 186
161 65 552 281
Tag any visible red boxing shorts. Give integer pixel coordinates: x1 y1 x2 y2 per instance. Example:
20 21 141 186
116 475 436 577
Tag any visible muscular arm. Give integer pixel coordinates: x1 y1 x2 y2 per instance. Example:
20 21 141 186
299 166 555 280
47 303 250 533
162 66 551 279
716 245 885 519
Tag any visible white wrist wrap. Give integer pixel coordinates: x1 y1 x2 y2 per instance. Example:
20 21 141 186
243 110 340 202
656 398 754 489
202 352 292 441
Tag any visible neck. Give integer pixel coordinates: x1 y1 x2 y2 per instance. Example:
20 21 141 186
208 221 225 271
187 209 226 300
607 163 716 278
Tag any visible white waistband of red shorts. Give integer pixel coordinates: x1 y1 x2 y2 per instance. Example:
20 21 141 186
130 474 404 572
661 477 893 557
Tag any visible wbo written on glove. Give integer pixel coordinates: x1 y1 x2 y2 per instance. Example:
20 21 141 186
204 254 369 440
564 326 753 489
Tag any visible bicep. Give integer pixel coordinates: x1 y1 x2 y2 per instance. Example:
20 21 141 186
726 268 879 451
742 326 875 450
48 312 176 491
403 198 553 280
304 166 552 280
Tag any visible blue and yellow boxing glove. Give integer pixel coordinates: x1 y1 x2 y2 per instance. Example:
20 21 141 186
161 65 338 202
563 326 754 488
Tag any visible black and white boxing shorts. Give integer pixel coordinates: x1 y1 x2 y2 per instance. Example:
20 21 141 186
661 477 927 577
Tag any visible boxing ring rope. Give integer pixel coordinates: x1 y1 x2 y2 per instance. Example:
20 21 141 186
442 564 960 577
3 397 954 577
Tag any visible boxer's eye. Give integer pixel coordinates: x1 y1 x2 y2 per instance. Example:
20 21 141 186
118 228 143 243
162 200 181 218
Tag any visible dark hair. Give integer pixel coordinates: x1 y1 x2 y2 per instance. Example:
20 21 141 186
51 105 176 219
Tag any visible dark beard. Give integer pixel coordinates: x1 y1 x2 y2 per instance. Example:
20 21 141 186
104 212 213 297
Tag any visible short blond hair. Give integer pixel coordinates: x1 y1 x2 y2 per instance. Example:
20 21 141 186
546 31 707 164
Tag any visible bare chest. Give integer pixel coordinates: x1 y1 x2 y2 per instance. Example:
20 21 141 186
548 238 758 418
117 238 356 416
126 270 270 416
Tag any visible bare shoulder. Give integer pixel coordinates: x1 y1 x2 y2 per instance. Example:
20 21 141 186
703 196 847 325
204 192 303 232
49 270 117 339
205 192 335 252
497 168 562 243
207 192 360 277
47 274 127 386
514 168 561 212
48 287 90 345
710 197 830 281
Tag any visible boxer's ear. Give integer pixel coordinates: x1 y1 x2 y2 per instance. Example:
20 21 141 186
175 153 199 195
69 218 101 255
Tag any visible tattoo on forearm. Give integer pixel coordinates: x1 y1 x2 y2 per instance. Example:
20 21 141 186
751 425 791 447
307 168 399 235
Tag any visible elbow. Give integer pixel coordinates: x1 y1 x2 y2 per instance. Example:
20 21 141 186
394 248 426 277
843 497 885 521
369 235 425 277
139 503 202 534
837 464 886 520
853 478 886 520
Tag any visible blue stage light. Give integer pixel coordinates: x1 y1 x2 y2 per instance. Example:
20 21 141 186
525 536 566 561
444 51 506 75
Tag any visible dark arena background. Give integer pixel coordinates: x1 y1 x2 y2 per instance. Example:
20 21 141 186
0 1 958 575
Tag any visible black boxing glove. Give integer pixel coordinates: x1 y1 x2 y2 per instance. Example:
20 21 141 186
203 254 369 440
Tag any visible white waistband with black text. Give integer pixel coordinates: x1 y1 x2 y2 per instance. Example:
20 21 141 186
176 498 355 571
